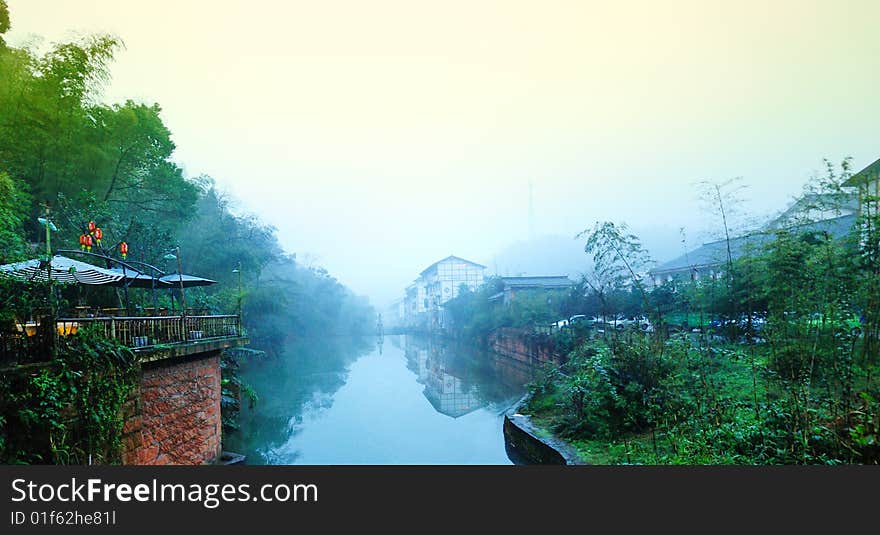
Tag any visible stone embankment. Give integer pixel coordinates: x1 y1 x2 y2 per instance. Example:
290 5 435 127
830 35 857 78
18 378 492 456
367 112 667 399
503 394 585 465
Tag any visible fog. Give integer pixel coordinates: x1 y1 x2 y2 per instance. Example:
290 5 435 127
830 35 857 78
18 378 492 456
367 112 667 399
8 0 879 307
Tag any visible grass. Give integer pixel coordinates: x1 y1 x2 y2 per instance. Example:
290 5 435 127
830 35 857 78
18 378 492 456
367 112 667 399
520 334 873 465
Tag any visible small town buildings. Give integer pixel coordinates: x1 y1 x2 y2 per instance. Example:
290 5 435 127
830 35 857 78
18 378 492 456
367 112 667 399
488 276 574 306
650 211 857 286
648 157 880 287
403 255 485 330
843 157 880 218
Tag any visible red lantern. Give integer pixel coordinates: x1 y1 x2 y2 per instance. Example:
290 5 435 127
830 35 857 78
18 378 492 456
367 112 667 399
94 227 103 245
84 234 93 252
79 234 87 251
120 241 128 260
88 221 96 234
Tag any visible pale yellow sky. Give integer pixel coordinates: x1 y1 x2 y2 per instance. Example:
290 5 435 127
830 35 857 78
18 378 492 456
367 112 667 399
7 0 880 303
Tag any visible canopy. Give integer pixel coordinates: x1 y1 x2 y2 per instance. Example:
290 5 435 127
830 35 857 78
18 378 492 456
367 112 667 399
107 268 172 289
0 255 126 285
159 273 218 287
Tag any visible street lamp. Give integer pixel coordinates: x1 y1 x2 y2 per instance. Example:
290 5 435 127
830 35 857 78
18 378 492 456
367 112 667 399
163 248 186 318
37 204 58 356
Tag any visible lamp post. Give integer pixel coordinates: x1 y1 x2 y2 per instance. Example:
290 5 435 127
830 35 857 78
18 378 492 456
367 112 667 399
37 204 58 356
163 249 186 317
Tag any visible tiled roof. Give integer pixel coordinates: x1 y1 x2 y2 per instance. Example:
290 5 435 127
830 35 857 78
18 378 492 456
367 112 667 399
650 214 857 276
843 157 880 187
500 276 574 289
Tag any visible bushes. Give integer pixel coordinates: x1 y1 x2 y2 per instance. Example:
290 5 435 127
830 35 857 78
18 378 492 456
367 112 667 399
0 327 138 464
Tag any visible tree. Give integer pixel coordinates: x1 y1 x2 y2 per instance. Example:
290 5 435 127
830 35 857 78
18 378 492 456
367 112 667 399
577 221 653 324
0 0 10 41
0 172 31 262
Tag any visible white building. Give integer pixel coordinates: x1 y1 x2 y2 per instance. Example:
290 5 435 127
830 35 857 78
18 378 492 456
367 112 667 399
417 255 485 330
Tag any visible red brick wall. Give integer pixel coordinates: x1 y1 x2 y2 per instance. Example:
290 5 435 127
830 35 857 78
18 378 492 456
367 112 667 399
122 353 222 465
489 328 563 367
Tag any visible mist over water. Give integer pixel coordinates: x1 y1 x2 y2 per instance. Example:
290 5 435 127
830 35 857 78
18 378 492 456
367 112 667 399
226 335 531 465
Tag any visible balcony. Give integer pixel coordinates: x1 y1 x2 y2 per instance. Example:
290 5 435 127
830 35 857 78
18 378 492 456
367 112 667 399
1 314 248 367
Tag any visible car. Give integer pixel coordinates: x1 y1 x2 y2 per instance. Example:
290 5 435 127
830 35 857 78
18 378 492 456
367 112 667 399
568 315 589 326
550 317 571 330
605 315 652 331
550 314 591 330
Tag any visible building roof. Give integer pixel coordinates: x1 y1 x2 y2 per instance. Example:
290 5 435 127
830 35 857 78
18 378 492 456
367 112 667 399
419 255 486 276
768 193 858 228
842 157 880 187
650 214 857 276
500 276 574 289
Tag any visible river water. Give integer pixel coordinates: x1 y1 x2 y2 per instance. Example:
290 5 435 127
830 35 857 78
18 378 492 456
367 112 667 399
226 335 533 464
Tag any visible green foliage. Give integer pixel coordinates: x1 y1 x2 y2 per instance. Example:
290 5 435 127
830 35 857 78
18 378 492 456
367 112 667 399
444 276 568 342
0 276 51 331
0 8 375 462
525 165 879 464
0 173 31 263
0 1 10 37
0 327 138 464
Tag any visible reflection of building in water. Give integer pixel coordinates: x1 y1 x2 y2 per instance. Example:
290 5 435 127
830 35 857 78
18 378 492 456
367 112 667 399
404 335 430 381
423 359 483 418
404 335 484 418
404 335 533 418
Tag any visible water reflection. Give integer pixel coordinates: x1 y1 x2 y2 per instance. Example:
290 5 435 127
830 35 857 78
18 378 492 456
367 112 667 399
404 336 527 419
226 335 532 464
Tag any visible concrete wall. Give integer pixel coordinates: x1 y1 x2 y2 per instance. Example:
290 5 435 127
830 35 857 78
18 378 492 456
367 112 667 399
122 352 222 465
503 395 585 465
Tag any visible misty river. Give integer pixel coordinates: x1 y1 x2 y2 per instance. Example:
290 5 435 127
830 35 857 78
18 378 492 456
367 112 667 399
225 335 534 464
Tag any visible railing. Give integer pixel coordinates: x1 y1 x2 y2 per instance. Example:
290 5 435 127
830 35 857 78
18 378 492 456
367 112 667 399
0 317 55 367
1 315 242 366
56 315 242 349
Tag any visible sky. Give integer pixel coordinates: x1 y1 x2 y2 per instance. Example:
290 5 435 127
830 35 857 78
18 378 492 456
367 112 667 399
6 0 880 307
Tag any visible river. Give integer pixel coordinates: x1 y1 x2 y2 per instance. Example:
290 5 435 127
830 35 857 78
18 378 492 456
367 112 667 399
225 334 533 464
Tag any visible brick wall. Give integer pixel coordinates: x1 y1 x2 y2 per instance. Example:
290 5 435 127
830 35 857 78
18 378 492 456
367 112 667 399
489 328 563 367
122 352 222 465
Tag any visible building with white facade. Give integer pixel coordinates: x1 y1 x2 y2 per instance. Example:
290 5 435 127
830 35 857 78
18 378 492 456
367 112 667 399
403 255 485 330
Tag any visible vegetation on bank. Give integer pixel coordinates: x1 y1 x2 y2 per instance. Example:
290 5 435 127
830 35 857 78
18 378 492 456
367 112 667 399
0 2 374 461
0 319 139 463
448 162 879 464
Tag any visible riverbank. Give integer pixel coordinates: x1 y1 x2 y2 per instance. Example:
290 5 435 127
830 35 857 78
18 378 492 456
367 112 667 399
503 393 587 465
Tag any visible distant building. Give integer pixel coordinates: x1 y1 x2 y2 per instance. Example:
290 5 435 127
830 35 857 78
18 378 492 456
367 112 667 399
648 162 880 287
766 192 858 230
403 255 485 330
649 214 857 286
404 281 428 328
488 276 574 306
843 157 880 217
384 298 405 328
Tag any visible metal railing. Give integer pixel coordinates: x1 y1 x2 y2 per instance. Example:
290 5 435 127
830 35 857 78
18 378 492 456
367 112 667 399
0 317 54 367
55 315 243 349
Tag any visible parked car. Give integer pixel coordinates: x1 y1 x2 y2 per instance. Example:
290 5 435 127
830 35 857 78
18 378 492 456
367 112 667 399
551 314 591 330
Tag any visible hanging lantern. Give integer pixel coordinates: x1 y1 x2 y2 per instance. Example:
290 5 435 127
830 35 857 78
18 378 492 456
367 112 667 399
79 234 87 251
88 221 96 234
94 227 103 246
84 234 93 252
120 241 128 260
